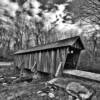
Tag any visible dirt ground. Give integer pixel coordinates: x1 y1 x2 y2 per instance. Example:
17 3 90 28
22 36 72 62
0 65 68 100
0 65 100 100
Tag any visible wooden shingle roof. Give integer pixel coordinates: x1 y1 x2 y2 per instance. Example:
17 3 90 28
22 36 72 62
14 36 84 55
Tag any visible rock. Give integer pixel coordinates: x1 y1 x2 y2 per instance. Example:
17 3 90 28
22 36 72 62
37 85 56 98
32 74 40 79
66 82 95 100
37 91 47 96
2 83 7 86
47 78 59 84
7 95 14 100
91 95 98 100
48 92 55 98
10 77 16 79
37 91 42 94
42 87 51 93
0 78 4 80
12 76 33 83
7 91 28 100
0 75 3 78
39 93 47 96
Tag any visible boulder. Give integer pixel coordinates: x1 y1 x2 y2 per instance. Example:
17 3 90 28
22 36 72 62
66 82 95 100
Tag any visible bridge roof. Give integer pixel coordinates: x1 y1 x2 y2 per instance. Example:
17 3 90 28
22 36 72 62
14 36 84 55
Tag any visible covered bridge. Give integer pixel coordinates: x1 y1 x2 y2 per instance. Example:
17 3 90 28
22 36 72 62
14 36 84 75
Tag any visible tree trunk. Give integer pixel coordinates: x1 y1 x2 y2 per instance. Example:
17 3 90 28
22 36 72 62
35 35 39 46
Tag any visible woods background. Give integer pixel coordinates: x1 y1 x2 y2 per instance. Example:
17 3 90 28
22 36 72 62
0 0 100 72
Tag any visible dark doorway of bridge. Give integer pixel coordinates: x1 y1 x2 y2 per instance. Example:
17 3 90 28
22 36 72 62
64 52 75 69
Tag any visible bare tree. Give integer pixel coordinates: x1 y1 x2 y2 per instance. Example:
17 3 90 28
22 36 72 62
13 14 32 50
29 18 58 46
79 0 100 25
76 0 100 59
0 20 11 56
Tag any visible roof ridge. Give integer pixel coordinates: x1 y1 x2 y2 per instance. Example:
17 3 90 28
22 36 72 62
14 36 82 55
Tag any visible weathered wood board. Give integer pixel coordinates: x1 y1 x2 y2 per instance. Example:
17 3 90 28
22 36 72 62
63 70 100 82
14 36 84 75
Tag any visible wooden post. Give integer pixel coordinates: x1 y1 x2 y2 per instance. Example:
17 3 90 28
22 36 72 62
31 61 37 72
55 62 62 77
19 61 24 77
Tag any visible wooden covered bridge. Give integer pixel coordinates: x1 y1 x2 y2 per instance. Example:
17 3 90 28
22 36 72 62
14 36 84 76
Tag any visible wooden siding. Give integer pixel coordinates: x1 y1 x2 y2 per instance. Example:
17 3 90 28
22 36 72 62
73 38 84 49
36 47 69 74
14 36 84 75
15 47 70 74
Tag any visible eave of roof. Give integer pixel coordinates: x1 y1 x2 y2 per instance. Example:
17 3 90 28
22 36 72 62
14 36 84 55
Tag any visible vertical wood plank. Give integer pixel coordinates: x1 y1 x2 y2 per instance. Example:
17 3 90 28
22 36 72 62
20 55 22 69
51 50 55 74
22 55 25 69
55 62 62 77
44 51 48 72
18 55 21 68
47 50 52 74
31 53 34 68
26 55 28 69
47 51 50 73
25 54 28 68
29 54 32 69
42 51 46 72
38 51 42 71
59 48 65 73
34 52 38 70
28 54 30 68
56 49 60 73
40 51 44 72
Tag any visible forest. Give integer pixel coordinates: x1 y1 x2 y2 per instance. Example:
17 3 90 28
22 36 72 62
0 0 100 71
0 0 100 100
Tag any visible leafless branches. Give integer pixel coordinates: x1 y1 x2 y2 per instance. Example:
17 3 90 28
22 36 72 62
79 0 100 25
